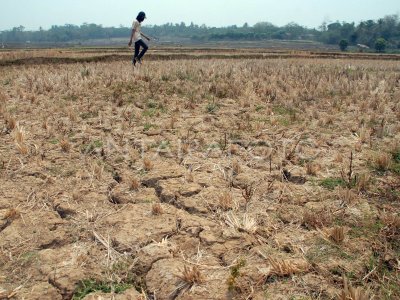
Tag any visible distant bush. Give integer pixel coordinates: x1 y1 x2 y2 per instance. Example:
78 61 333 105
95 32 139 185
375 38 387 53
339 39 349 51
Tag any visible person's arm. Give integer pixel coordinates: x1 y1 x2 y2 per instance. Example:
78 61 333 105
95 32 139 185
141 32 151 41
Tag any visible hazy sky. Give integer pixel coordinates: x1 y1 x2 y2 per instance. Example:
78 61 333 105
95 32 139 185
0 0 399 31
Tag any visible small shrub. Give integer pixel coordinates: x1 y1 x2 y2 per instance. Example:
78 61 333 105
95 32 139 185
227 259 246 291
375 38 387 53
206 102 219 114
319 178 346 190
72 280 132 300
339 39 349 52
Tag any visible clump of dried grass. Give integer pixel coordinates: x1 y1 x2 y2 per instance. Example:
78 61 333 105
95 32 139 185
60 138 71 152
14 124 28 155
143 157 154 171
232 160 241 175
334 153 344 163
129 177 141 191
5 115 16 131
337 276 369 300
306 161 319 176
229 144 239 155
178 265 205 286
337 188 358 206
329 226 345 244
185 171 194 183
152 203 163 216
379 213 400 243
374 152 391 171
225 212 257 234
218 192 237 211
0 91 7 104
355 173 370 193
4 208 20 221
302 209 333 230
261 258 309 278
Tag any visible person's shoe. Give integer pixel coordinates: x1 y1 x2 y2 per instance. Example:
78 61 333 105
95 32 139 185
133 58 137 66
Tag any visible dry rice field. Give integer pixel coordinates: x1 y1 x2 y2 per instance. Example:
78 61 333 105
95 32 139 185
0 49 399 299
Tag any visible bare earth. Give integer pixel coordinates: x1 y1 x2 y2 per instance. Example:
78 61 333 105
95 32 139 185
0 50 399 299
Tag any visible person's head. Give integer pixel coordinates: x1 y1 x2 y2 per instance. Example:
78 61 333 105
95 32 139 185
137 11 146 23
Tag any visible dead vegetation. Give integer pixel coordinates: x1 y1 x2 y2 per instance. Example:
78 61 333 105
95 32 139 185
0 50 399 299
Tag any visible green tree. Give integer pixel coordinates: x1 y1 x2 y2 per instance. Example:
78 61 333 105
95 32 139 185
339 39 349 51
375 38 387 52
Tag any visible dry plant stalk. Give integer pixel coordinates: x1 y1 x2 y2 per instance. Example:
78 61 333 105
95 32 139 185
340 151 355 188
241 183 255 206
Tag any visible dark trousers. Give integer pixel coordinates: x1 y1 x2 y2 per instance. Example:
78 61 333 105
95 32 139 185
133 39 148 62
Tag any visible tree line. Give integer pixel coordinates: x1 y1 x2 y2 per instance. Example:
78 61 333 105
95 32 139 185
1 15 399 51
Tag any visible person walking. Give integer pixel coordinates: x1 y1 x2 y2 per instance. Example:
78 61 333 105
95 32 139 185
128 11 151 66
